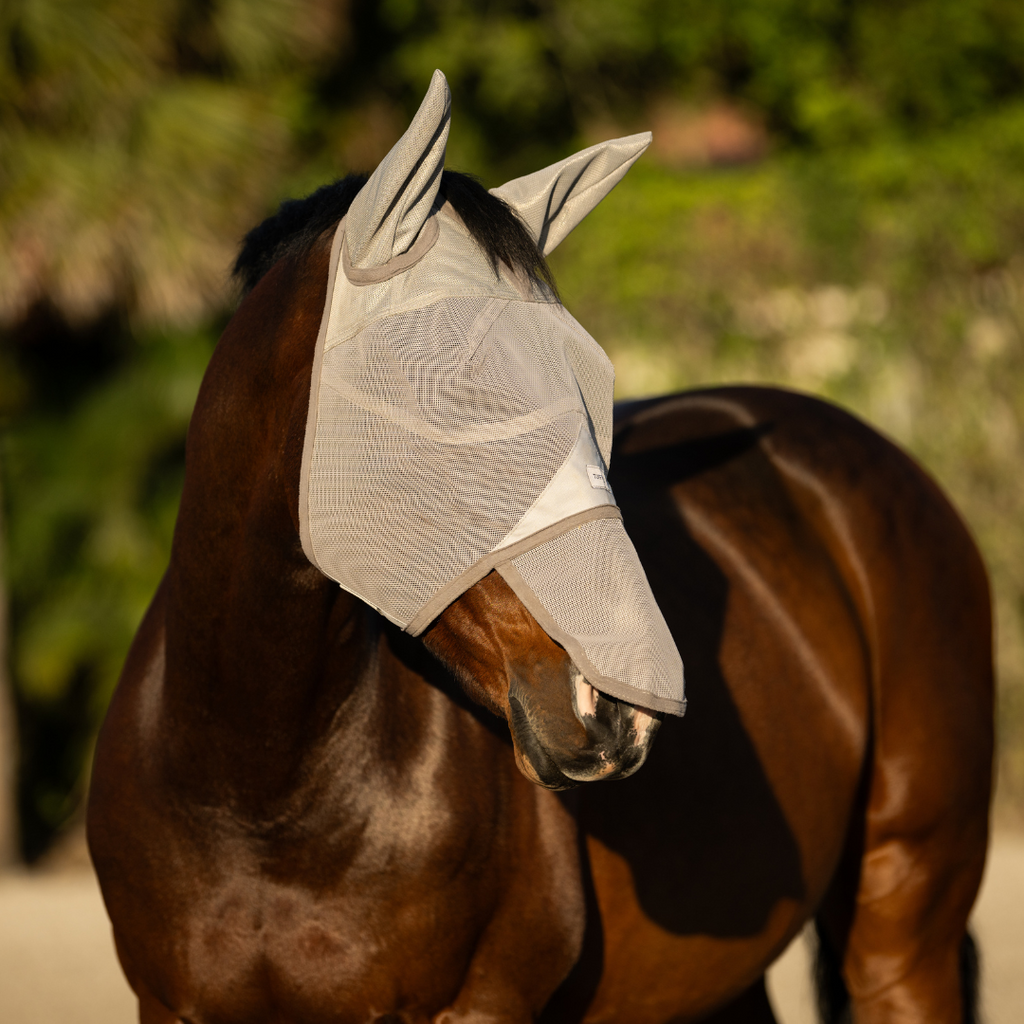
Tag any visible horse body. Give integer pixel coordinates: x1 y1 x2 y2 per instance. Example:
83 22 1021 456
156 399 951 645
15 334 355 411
571 388 992 1022
87 209 992 1023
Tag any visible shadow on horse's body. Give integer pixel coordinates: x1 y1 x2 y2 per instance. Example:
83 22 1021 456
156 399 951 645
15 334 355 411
87 183 993 1023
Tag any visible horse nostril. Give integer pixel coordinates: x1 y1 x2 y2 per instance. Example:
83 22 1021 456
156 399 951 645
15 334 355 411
588 692 653 749
571 671 627 745
572 669 599 719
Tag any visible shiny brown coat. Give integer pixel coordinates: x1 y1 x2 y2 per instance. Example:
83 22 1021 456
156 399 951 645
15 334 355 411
87 232 993 1023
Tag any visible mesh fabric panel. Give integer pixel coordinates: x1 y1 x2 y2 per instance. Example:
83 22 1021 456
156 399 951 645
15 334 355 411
503 518 685 715
307 295 592 625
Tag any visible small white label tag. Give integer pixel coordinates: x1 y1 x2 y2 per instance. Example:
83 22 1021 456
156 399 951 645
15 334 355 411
586 464 609 491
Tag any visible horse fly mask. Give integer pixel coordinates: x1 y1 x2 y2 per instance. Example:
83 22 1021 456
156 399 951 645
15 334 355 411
299 71 686 716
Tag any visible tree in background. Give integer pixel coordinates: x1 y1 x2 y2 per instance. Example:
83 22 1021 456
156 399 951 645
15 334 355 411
3 0 1024 859
8 0 1024 330
0 0 346 858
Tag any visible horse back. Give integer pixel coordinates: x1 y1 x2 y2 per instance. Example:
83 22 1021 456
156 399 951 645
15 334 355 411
613 386 993 775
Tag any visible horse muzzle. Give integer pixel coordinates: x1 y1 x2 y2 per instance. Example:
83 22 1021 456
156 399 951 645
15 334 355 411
507 667 661 790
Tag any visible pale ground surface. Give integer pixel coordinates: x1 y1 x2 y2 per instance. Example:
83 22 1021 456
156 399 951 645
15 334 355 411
0 833 1021 1024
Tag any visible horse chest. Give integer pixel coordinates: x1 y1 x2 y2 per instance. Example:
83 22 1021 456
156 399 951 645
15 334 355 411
109 759 539 1023
171 872 487 1023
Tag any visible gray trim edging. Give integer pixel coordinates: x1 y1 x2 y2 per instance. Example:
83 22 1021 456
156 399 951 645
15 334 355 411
298 218 347 569
342 214 440 284
405 505 622 636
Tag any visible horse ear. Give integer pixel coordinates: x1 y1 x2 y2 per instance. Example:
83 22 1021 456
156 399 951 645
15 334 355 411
345 69 451 270
491 133 652 256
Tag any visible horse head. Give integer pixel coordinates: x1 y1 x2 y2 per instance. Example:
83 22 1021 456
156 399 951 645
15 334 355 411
421 570 663 788
299 71 685 789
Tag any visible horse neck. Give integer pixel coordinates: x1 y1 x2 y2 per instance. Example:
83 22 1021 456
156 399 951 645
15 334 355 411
161 241 381 804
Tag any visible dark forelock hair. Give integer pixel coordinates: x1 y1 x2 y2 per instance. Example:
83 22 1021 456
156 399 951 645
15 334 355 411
233 171 556 298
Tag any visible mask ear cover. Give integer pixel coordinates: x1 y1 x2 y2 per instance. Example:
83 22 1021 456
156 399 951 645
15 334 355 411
490 132 652 256
345 69 451 271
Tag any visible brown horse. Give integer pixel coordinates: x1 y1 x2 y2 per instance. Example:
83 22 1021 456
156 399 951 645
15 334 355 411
87 169 993 1023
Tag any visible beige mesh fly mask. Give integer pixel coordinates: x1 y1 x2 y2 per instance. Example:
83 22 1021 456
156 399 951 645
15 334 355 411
299 70 686 717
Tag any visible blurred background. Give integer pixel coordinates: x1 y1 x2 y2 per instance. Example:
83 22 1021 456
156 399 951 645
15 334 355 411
1 0 1024 866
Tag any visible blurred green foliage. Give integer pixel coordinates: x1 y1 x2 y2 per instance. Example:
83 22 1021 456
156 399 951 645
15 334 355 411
3 322 213 853
3 0 1024 855
382 0 1024 155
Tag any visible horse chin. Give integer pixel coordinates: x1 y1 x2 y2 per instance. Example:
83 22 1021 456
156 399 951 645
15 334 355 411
510 730 659 791
512 745 576 791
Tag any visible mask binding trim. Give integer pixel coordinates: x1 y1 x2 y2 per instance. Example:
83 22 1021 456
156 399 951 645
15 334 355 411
299 216 347 567
342 212 441 285
405 504 622 636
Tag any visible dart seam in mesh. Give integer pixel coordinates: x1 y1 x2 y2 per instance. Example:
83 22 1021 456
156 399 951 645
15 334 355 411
321 376 581 446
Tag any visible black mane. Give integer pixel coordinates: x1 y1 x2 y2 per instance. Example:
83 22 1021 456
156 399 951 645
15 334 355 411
233 170 556 297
